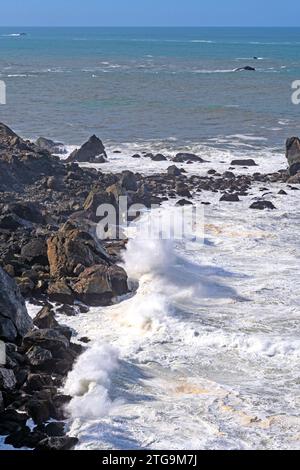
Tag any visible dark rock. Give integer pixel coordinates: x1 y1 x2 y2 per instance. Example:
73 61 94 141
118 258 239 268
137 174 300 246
35 436 78 451
176 183 192 198
230 159 257 167
0 367 17 390
23 329 70 354
0 409 29 436
120 171 138 191
20 238 48 265
176 199 193 206
286 137 300 175
167 165 182 177
151 154 167 162
131 154 141 159
66 135 107 163
278 189 287 195
26 346 53 367
173 153 204 163
44 422 65 437
220 193 240 202
33 306 59 329
0 266 32 342
250 200 276 210
235 66 256 71
26 398 51 425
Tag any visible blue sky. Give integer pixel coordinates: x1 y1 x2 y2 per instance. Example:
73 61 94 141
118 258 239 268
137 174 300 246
0 0 298 27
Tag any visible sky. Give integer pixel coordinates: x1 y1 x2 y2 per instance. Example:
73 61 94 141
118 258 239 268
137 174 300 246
0 0 298 27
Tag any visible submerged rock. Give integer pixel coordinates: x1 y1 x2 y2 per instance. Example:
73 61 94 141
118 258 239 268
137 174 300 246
231 159 257 167
250 200 276 210
173 153 204 163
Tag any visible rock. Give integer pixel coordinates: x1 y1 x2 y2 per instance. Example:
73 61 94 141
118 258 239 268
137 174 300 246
35 436 78 451
286 137 300 176
47 221 109 278
151 154 167 162
44 422 65 437
173 153 204 163
0 214 24 231
235 66 256 71
176 199 193 206
278 189 287 195
0 367 17 390
47 279 74 304
23 373 53 393
167 165 182 177
250 200 276 210
0 409 28 435
36 137 66 155
223 171 235 179
230 159 257 167
23 329 70 354
220 193 240 202
20 238 48 265
73 264 128 306
0 266 32 342
131 154 141 159
287 173 300 184
26 346 53 367
120 171 138 191
3 202 45 225
66 135 107 163
176 183 192 198
33 306 59 329
26 398 51 425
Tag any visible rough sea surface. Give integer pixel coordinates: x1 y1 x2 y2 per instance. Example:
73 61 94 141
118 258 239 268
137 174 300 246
0 27 300 450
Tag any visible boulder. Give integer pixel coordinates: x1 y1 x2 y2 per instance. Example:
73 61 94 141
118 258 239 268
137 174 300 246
173 153 204 163
35 436 78 451
0 367 17 390
33 306 59 330
35 137 66 155
26 346 53 367
47 221 109 278
286 137 300 176
167 165 182 177
23 329 70 354
250 200 276 210
66 135 107 163
151 154 167 162
0 266 32 342
176 199 193 206
20 238 48 265
3 202 45 225
230 159 257 167
73 264 128 306
120 171 138 191
220 193 240 202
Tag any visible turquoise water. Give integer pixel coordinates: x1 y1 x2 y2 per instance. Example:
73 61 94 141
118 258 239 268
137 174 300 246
0 27 299 147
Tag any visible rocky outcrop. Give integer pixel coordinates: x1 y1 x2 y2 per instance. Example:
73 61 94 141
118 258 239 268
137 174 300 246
286 137 300 176
173 153 204 163
231 159 257 167
35 137 66 155
0 266 32 342
66 135 107 163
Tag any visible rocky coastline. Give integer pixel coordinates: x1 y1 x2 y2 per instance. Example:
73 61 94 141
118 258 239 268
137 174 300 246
1 122 300 450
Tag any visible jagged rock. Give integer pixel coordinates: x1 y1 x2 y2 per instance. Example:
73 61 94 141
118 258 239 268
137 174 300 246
3 202 44 226
26 346 53 367
0 266 32 342
20 238 48 265
47 221 109 278
0 367 17 390
250 200 276 210
36 137 66 155
23 329 70 354
173 153 204 163
231 159 257 167
35 436 78 451
73 264 128 306
66 135 107 163
286 137 300 176
33 306 59 329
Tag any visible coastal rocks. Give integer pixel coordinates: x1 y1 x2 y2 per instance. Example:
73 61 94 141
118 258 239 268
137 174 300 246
220 193 240 202
0 266 32 342
73 264 128 306
173 153 204 163
23 329 70 353
286 137 300 176
36 137 66 155
47 221 109 278
167 165 183 177
35 436 78 451
120 170 138 191
33 306 59 330
151 153 167 162
176 183 192 198
235 66 256 72
176 199 193 206
66 135 107 163
230 159 257 167
0 368 17 390
250 200 276 210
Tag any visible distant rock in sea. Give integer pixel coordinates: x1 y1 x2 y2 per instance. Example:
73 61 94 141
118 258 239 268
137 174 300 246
66 135 107 163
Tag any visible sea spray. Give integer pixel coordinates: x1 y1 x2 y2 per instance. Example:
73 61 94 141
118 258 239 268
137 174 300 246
64 344 121 419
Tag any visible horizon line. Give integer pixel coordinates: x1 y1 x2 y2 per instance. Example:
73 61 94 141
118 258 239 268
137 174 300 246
0 25 299 28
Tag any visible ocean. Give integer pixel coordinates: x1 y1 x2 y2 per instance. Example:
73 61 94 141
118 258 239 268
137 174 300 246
1 27 300 450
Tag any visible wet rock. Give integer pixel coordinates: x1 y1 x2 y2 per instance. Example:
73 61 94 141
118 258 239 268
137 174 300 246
23 329 70 354
66 135 107 163
44 422 65 437
26 346 53 368
35 436 78 451
250 200 276 210
176 183 192 198
220 193 240 202
0 266 32 342
176 199 193 206
286 137 300 176
151 153 167 161
131 154 141 159
167 165 182 177
235 66 256 71
120 171 138 191
278 189 287 195
173 153 204 163
73 264 128 306
0 409 29 435
36 137 66 155
26 398 51 425
33 306 59 330
230 159 257 167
